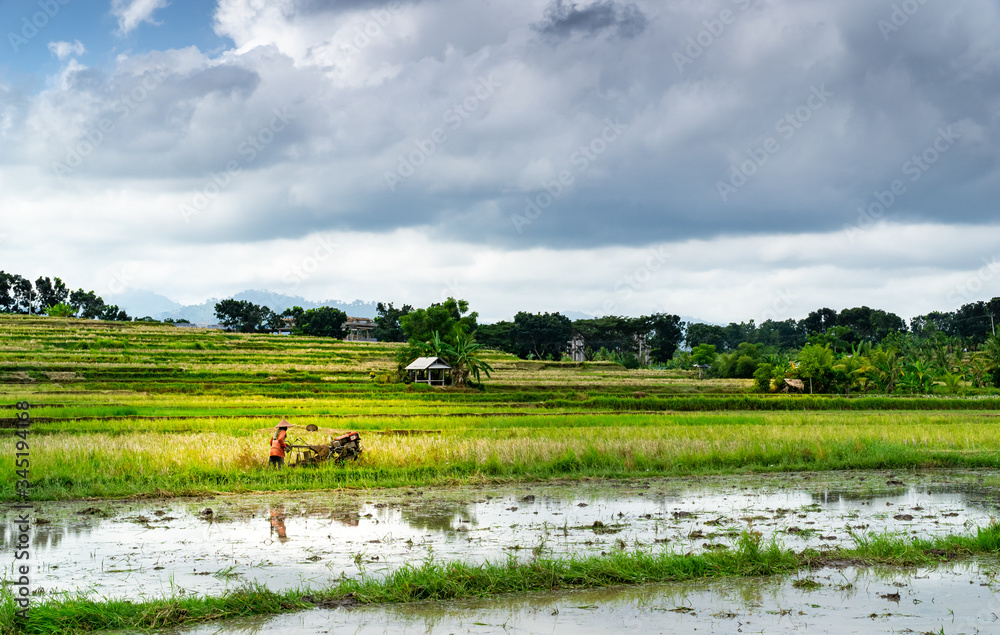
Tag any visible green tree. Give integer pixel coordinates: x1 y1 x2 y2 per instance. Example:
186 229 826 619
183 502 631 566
796 343 834 393
691 343 717 366
99 304 131 322
476 320 516 353
753 362 774 392
2 274 36 314
513 311 572 360
215 299 270 333
401 298 478 343
685 323 726 349
34 276 68 310
642 313 685 364
807 325 852 354
70 289 106 319
800 307 838 335
373 302 413 342
293 306 348 338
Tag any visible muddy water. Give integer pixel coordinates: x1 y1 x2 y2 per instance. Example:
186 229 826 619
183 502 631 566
4 470 1000 602
163 561 1000 635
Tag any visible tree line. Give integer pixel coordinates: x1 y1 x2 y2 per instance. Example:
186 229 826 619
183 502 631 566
0 272 133 321
7 269 1000 391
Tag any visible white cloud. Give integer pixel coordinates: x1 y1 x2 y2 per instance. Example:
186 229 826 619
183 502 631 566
111 0 171 35
47 40 86 60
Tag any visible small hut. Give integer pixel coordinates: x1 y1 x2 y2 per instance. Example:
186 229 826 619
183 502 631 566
783 378 806 393
405 357 452 386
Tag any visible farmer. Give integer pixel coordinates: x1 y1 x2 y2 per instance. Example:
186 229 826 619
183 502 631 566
269 420 290 468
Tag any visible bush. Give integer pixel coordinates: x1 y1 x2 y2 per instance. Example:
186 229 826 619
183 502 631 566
753 363 774 393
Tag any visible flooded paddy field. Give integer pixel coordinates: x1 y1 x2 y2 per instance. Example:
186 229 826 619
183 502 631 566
163 561 1000 635
6 469 1000 603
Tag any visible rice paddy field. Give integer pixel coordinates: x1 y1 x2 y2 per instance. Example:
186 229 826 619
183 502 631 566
4 315 1000 633
5 315 1000 502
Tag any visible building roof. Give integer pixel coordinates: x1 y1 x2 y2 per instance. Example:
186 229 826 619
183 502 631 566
405 357 452 371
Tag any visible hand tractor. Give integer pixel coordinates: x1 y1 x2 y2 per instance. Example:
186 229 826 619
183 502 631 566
287 431 363 467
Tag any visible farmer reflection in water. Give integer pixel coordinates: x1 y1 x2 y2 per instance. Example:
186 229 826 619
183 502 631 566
269 420 290 467
269 507 289 541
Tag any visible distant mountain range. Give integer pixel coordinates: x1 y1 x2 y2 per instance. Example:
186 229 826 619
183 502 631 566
109 289 379 325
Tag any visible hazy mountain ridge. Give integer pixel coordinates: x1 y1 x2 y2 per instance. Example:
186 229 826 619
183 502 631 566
111 289 378 324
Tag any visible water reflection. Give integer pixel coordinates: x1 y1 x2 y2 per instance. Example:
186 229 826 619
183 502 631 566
267 507 288 542
7 469 1000 602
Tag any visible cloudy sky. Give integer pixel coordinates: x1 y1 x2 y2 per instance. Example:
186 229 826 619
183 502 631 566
2 0 999 323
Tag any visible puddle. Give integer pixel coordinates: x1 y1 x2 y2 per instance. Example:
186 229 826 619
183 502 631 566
4 470 1000 602
161 560 1000 635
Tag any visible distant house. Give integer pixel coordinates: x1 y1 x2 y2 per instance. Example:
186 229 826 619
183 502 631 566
405 357 452 386
343 316 377 342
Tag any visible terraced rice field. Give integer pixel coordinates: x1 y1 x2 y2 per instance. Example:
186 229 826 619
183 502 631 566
4 315 1000 633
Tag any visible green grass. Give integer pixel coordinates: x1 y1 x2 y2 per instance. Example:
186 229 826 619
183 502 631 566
6 524 1000 634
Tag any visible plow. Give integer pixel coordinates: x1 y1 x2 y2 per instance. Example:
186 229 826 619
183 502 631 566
286 431 363 467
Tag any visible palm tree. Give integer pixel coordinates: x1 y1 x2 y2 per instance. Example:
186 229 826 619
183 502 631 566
861 347 901 393
445 325 494 387
983 335 1000 387
832 353 864 396
900 359 934 394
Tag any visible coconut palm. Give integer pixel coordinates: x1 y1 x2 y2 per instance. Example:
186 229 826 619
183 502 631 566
832 352 865 395
861 347 901 393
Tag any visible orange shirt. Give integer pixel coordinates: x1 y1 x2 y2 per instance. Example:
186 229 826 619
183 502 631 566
269 429 287 458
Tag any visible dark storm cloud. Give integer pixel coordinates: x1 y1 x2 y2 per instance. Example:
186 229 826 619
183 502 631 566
17 0 1000 256
534 0 647 40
